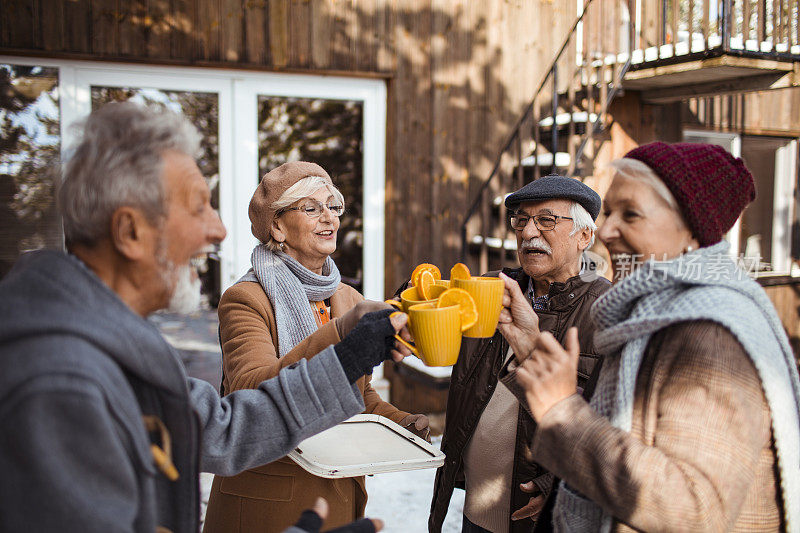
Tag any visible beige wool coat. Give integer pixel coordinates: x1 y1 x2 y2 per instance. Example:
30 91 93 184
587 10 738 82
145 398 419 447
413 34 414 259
203 281 410 533
530 320 783 531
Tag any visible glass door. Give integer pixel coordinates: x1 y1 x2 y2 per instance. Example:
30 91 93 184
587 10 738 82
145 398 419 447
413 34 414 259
69 65 234 307
233 74 387 300
0 63 62 279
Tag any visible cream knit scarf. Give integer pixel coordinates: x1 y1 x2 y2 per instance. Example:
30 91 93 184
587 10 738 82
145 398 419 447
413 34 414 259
552 241 800 532
239 244 340 358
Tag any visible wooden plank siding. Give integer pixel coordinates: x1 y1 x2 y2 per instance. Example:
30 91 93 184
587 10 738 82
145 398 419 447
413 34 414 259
764 284 800 357
683 88 800 137
2 0 592 295
3 0 37 50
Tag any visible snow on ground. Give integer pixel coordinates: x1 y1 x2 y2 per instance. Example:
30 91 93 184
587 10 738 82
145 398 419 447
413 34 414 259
364 457 463 532
200 436 464 532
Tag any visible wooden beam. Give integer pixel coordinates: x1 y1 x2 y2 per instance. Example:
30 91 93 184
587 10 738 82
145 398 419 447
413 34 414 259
639 68 800 103
0 47 395 78
624 54 796 89
243 0 268 64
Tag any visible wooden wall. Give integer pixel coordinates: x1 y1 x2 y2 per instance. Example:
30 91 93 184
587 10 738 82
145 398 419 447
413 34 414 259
683 88 800 137
763 283 800 359
0 0 578 295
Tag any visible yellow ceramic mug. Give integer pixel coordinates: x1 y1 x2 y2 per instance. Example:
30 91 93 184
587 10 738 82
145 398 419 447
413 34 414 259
407 302 462 366
451 276 504 338
399 285 446 312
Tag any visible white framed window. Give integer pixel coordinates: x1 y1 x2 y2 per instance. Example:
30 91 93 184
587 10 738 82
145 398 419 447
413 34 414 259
0 56 387 301
684 129 799 276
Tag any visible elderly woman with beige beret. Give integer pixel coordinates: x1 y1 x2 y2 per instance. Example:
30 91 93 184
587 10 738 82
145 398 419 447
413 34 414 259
203 161 429 532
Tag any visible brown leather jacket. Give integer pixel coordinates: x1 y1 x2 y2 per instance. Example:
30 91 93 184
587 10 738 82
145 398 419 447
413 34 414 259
428 267 610 533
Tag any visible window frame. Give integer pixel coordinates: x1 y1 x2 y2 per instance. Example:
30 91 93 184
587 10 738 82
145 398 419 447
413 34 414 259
0 56 387 300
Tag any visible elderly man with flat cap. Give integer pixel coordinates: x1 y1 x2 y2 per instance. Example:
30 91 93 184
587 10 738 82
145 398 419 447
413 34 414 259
429 175 611 533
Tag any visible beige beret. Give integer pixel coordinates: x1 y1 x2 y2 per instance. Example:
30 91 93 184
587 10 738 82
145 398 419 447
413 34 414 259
248 161 333 243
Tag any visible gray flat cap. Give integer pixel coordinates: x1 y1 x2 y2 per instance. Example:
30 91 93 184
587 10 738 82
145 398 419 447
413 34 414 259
504 174 602 220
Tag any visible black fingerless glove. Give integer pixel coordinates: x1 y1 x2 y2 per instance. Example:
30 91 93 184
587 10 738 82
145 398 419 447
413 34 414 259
327 518 377 533
334 309 396 384
291 510 376 533
292 509 323 532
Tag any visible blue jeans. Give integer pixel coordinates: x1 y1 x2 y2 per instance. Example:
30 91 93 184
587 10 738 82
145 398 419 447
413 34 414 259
462 515 493 533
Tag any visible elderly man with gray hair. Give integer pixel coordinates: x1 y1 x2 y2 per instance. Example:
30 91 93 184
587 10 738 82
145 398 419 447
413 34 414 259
0 102 410 533
429 175 611 533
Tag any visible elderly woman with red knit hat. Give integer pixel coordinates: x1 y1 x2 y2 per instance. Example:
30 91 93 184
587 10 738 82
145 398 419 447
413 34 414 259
497 142 800 531
203 161 429 533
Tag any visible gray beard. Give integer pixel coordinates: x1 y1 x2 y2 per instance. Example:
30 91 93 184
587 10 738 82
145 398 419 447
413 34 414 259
166 263 202 314
156 244 203 314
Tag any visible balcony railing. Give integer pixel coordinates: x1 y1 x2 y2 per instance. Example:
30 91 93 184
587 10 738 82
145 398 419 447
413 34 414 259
631 0 800 66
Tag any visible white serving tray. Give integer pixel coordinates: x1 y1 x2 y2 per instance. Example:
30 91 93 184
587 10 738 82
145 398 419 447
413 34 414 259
288 414 445 478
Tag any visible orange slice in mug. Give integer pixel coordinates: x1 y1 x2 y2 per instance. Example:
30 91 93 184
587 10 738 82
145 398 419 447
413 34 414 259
411 263 441 287
450 262 471 281
384 299 402 310
417 270 436 300
437 288 478 331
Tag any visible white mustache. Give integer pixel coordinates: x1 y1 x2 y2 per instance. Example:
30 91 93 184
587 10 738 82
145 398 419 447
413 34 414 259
521 238 552 254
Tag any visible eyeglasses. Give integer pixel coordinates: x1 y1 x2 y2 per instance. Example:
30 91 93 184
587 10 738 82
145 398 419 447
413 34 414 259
279 200 345 218
509 213 573 231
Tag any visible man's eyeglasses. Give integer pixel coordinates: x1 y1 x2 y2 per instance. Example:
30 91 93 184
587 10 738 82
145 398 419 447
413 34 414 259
509 213 573 231
279 200 345 219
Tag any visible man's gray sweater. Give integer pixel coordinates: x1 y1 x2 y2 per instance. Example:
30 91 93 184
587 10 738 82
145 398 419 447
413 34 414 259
0 250 365 532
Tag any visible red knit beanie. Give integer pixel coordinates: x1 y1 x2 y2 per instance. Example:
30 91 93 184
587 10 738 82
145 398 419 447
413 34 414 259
624 142 756 247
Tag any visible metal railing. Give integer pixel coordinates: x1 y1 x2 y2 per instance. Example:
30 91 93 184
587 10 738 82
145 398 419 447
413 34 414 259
631 0 800 66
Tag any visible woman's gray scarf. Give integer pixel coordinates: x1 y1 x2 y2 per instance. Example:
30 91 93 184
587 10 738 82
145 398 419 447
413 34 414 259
238 244 341 358
552 241 800 532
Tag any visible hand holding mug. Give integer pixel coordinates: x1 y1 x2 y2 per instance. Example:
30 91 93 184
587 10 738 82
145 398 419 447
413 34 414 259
336 300 395 338
388 312 414 361
496 272 541 363
334 309 414 384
